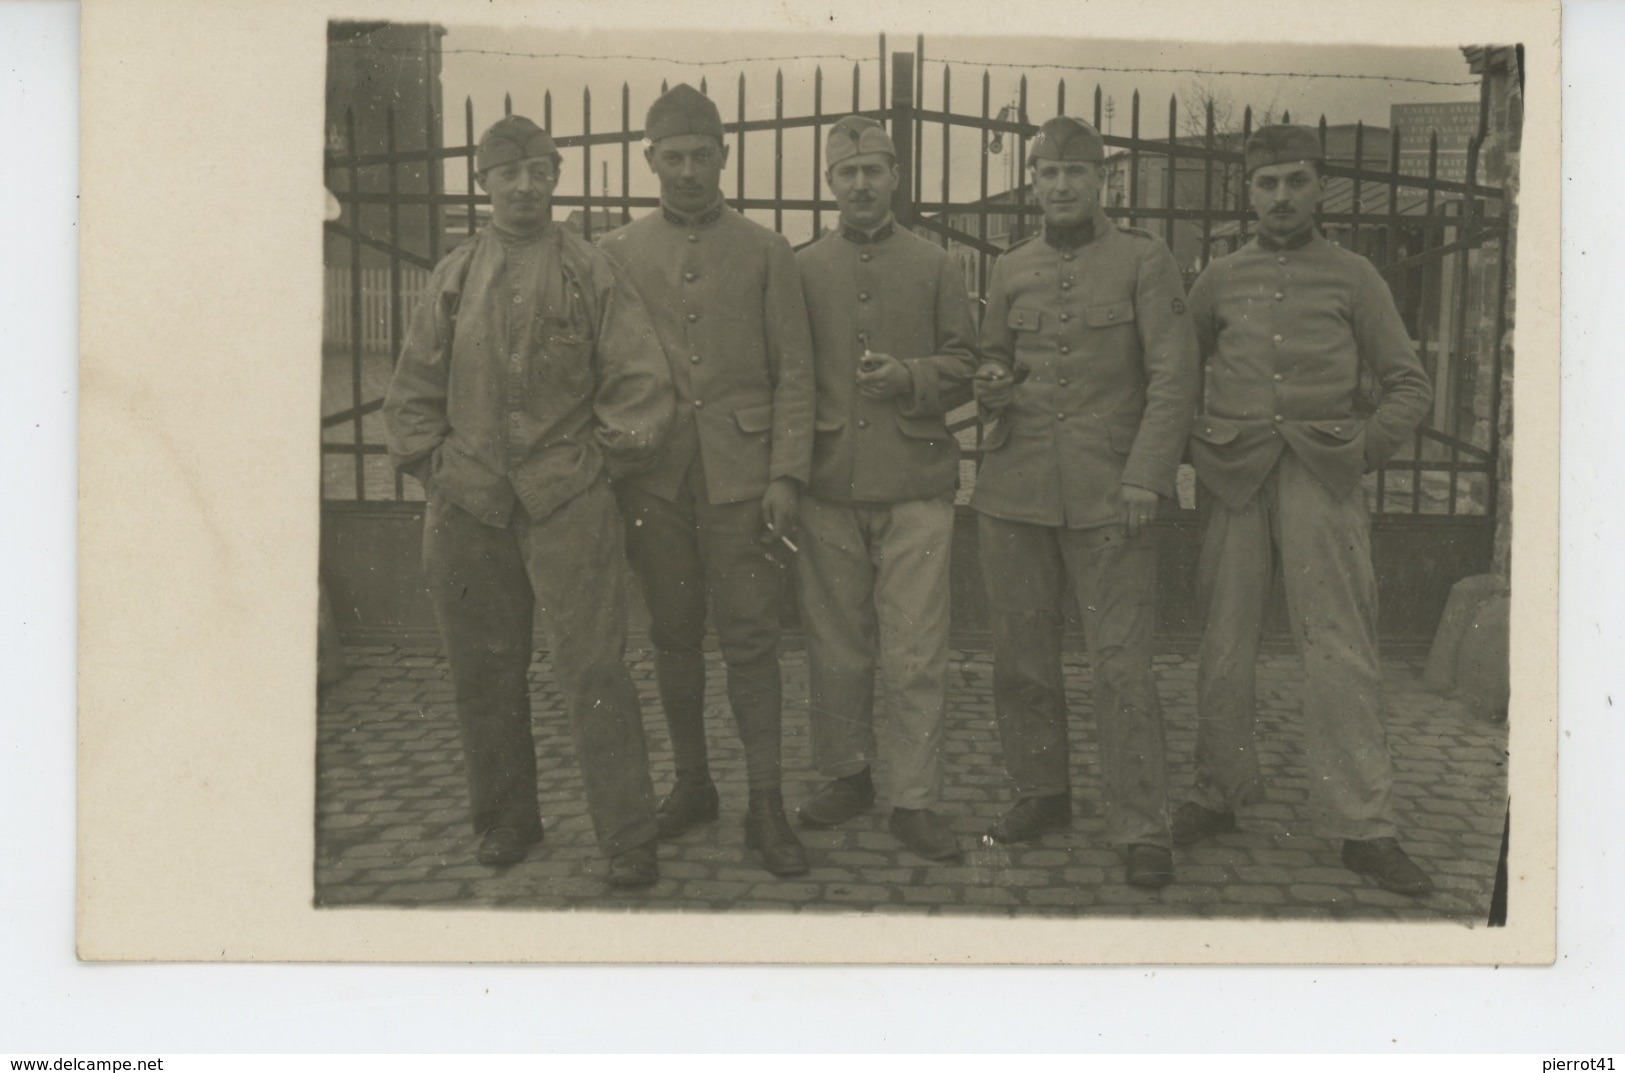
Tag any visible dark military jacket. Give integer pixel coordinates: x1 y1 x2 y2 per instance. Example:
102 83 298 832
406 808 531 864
384 222 674 527
1185 229 1433 508
970 207 1199 529
796 219 979 503
598 199 815 506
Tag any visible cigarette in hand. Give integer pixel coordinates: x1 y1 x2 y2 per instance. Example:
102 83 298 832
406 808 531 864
767 523 799 553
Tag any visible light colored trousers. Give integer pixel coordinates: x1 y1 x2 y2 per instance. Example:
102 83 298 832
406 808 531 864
794 493 954 810
1190 450 1400 841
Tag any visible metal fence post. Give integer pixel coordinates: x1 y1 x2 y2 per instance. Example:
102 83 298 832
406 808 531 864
890 51 915 227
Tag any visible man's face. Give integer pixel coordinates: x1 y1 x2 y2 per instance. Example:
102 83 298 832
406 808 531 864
478 155 558 232
828 152 899 230
646 134 729 213
1248 160 1323 238
1033 160 1103 228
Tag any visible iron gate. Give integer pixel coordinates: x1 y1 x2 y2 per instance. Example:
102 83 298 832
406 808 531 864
322 31 1510 647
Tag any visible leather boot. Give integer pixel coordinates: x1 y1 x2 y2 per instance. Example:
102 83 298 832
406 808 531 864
1170 801 1236 847
655 768 720 839
797 767 876 828
1342 837 1435 897
986 792 1072 844
743 789 810 876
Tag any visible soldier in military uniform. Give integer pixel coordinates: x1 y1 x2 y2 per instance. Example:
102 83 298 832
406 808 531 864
383 116 674 887
971 116 1198 888
1172 125 1435 897
791 116 979 861
598 85 816 877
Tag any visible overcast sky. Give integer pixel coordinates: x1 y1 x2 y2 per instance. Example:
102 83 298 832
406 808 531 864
437 26 1480 243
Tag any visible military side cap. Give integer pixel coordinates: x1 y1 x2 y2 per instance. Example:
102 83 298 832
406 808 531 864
826 115 897 166
645 83 725 143
1027 116 1105 164
1244 124 1324 174
476 115 560 174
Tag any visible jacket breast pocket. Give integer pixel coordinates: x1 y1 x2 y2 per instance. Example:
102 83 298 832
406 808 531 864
1190 416 1242 446
1302 418 1364 443
1107 416 1140 455
1007 306 1044 333
895 412 949 445
1082 300 1135 329
538 317 596 398
733 403 774 436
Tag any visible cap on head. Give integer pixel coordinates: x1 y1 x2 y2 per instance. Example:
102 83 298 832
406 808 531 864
645 83 726 144
1244 124 1324 175
1027 116 1105 165
825 115 897 167
476 115 561 175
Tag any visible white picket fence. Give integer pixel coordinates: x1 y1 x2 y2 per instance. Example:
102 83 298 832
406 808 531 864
324 266 432 352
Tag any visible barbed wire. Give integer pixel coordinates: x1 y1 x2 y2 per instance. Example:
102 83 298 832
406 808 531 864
335 44 877 67
331 42 1480 87
943 59 1478 87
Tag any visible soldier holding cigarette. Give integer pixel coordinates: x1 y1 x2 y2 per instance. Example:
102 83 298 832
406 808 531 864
791 116 978 861
599 84 817 877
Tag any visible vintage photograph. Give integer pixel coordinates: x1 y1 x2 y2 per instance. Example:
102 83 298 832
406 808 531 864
315 22 1520 923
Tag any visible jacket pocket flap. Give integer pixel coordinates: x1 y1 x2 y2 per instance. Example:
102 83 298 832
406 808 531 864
895 413 948 442
1107 417 1141 453
814 415 846 433
1083 300 1135 328
733 404 774 434
1007 306 1044 332
1304 418 1362 441
1190 417 1241 445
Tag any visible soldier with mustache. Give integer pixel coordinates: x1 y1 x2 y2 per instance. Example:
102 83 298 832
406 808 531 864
790 116 979 861
1173 125 1435 897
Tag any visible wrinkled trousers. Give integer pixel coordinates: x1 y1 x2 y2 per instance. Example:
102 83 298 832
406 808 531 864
616 463 787 791
1190 450 1399 841
795 493 954 810
422 480 659 857
978 513 1171 848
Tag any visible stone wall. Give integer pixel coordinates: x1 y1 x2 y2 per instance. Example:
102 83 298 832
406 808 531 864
1464 46 1522 578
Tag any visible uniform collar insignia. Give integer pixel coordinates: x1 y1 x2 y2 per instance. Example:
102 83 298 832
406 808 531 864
1257 225 1318 252
661 195 726 228
1042 217 1096 250
840 215 896 245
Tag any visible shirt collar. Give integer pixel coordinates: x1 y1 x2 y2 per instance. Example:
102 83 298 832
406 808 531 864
660 194 726 228
490 219 552 248
1042 216 1097 251
1256 224 1319 252
840 213 896 245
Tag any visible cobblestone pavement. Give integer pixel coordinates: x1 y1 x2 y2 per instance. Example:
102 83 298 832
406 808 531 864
316 644 1508 921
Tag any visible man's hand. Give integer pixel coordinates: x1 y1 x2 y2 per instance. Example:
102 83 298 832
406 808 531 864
1118 484 1160 536
855 351 911 400
974 361 1015 414
759 476 801 549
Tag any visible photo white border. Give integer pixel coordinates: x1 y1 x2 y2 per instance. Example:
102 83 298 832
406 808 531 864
75 0 1559 970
